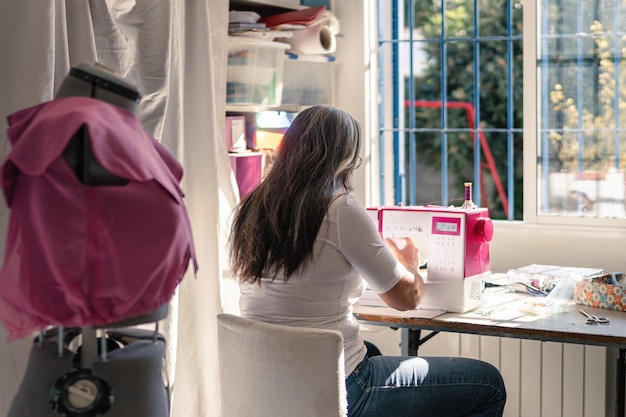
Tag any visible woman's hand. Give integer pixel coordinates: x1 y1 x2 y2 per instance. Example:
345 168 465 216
384 238 420 272
378 237 425 311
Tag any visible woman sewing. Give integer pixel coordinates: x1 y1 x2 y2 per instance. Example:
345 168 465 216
228 105 506 417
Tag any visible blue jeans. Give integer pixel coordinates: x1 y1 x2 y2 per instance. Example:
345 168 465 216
346 355 506 417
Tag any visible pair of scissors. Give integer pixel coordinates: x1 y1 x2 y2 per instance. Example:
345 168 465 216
579 309 610 325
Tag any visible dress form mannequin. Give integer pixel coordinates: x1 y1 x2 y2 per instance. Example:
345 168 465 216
1 59 196 339
5 63 173 417
56 62 169 328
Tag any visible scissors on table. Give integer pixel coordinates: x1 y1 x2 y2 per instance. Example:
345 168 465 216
579 309 610 325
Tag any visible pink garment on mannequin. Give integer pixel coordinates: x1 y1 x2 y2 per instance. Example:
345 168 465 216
0 97 197 341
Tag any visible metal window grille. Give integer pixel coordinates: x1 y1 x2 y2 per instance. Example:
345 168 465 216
377 0 522 220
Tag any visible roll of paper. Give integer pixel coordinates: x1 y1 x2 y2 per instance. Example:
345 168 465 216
314 11 340 35
284 25 336 55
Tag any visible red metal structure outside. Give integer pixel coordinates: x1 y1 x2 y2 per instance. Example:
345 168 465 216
406 100 509 217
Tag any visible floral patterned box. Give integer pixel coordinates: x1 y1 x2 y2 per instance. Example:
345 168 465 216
574 273 626 312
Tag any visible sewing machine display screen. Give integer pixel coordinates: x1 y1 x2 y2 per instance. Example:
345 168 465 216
432 217 460 235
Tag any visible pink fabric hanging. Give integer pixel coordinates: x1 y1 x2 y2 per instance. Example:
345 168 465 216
0 97 198 341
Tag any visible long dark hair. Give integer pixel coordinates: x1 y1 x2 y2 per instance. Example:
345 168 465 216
229 106 362 283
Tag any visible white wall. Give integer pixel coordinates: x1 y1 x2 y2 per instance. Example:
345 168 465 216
491 221 626 273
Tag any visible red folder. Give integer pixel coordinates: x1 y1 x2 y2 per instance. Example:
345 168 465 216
258 6 326 28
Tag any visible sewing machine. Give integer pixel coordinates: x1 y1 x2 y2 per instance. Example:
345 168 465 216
369 205 494 312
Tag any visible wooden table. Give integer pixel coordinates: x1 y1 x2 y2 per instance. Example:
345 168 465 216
354 292 626 417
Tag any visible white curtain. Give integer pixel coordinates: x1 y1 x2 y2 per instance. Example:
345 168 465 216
0 1 237 416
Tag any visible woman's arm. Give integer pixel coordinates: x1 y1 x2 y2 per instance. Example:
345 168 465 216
334 195 425 311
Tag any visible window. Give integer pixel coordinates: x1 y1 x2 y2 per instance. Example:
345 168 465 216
538 0 626 219
376 0 626 222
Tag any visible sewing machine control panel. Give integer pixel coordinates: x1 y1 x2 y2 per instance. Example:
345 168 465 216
428 215 464 278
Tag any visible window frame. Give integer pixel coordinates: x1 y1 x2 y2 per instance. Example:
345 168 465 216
524 0 626 229
370 0 626 231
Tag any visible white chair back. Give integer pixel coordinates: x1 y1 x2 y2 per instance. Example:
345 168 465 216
217 313 347 417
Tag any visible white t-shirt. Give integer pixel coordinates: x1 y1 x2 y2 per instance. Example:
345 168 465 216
239 193 407 375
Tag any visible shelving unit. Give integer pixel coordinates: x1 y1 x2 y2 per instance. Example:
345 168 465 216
226 0 335 197
227 1 336 109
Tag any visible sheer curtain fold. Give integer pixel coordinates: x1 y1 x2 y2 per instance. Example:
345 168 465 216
90 0 174 138
63 1 98 67
0 1 233 416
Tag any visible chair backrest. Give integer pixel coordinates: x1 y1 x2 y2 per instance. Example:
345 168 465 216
217 313 347 417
